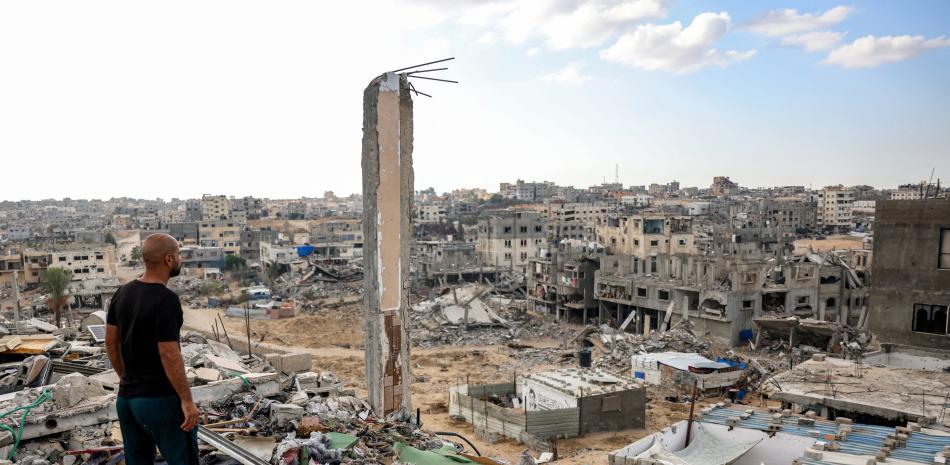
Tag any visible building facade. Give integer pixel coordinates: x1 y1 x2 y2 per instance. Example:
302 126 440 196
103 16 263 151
476 210 547 273
869 199 950 349
817 186 854 230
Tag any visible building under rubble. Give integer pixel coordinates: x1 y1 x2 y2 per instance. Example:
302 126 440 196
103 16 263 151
526 239 602 322
592 213 869 346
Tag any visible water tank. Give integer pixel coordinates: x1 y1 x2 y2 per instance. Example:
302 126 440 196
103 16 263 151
578 347 592 368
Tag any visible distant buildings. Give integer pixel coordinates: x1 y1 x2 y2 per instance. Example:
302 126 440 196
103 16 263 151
499 179 557 201
817 185 854 230
710 176 739 196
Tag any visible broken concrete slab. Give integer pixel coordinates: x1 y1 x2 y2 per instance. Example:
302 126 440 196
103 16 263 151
205 354 250 374
52 373 106 409
191 373 280 406
195 367 222 383
279 352 312 374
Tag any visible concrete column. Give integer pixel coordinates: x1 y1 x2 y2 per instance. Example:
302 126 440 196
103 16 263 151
362 72 413 416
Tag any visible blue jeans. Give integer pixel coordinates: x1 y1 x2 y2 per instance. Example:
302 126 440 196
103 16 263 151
116 396 199 465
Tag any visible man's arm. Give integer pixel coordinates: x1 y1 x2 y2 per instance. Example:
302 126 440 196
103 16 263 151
105 325 125 378
158 342 199 431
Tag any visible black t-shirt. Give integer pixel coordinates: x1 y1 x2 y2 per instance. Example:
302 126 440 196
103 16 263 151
106 280 183 398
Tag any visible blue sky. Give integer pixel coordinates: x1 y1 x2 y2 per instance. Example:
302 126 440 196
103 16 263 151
1 0 948 200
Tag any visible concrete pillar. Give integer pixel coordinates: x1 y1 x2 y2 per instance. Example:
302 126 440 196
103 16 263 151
643 314 652 335
362 72 413 417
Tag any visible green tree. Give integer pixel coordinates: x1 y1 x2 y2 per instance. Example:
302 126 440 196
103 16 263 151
130 246 142 263
41 267 73 328
199 281 224 296
104 232 117 246
224 254 247 271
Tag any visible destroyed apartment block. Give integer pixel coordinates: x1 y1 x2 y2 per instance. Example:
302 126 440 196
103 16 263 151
527 239 602 324
610 404 950 465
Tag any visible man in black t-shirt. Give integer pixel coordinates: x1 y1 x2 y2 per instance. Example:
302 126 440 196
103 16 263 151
106 233 199 465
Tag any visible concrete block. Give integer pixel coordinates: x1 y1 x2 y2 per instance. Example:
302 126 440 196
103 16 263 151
798 418 816 426
804 449 823 460
767 424 782 432
839 424 853 433
270 403 304 424
52 373 106 408
744 409 754 415
814 441 827 451
812 354 826 361
907 422 921 431
896 433 908 441
895 426 911 434
805 410 817 419
836 417 853 425
296 371 321 391
195 367 221 383
726 417 740 427
772 413 784 422
808 430 821 438
279 352 312 374
934 455 946 465
782 409 792 418
264 353 282 370
768 406 781 413
740 413 752 420
875 452 887 462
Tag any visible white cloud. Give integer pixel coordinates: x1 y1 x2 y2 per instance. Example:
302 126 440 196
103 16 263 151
781 30 845 52
746 6 852 37
540 62 593 86
525 47 541 57
476 31 496 45
454 0 670 50
599 12 756 74
825 34 950 68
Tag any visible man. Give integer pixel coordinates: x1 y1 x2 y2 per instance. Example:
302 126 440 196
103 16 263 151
106 233 200 465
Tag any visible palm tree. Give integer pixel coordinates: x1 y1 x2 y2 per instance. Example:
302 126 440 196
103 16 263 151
41 267 73 328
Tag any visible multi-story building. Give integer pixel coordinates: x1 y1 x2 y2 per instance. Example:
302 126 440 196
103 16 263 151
542 201 609 241
817 186 854 230
239 228 278 261
168 222 200 245
415 204 447 224
890 182 937 200
527 240 602 322
112 214 132 230
201 194 231 221
180 246 224 269
309 218 363 259
185 199 202 221
476 210 547 273
48 247 117 280
852 200 876 214
231 196 264 220
1 225 31 241
869 199 950 349
199 219 241 254
596 214 695 258
710 176 739 196
499 179 557 201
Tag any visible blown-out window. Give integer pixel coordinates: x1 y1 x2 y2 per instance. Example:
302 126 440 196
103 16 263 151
913 303 948 335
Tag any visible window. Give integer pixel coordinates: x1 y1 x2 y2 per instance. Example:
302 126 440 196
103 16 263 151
520 226 528 233
504 226 512 233
941 229 950 269
504 252 512 260
58 256 66 262
520 239 527 247
504 240 512 248
658 290 670 301
520 252 528 261
650 240 659 246
912 304 948 335
742 300 754 310
743 273 756 284
636 287 647 297
535 225 543 232
634 239 640 246
650 256 657 273
826 298 836 308
678 239 687 246
797 296 810 305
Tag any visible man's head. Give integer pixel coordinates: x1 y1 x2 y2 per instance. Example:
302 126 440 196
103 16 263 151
142 233 182 279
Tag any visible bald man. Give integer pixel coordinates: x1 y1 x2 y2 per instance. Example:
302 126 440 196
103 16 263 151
106 233 199 465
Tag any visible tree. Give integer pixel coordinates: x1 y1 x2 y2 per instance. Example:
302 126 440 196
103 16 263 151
223 254 247 271
104 232 117 246
130 246 142 263
41 267 73 328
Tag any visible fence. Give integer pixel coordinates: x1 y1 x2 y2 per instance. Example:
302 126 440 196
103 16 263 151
449 380 580 441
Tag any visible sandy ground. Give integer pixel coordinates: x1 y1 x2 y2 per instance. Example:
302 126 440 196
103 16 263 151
182 305 715 464
793 235 867 255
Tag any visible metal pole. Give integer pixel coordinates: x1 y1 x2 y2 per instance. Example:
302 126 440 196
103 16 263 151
245 303 252 358
12 270 21 334
685 379 699 447
217 314 233 350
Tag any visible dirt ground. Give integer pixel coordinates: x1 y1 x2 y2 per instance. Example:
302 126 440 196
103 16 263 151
793 235 867 254
183 305 714 464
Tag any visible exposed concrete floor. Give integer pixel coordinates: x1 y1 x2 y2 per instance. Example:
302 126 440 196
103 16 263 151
764 357 950 422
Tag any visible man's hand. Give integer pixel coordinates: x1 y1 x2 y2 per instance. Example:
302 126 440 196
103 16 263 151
180 400 199 431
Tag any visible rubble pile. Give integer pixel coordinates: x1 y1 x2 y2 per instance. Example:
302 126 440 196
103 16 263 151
410 284 572 351
581 321 713 373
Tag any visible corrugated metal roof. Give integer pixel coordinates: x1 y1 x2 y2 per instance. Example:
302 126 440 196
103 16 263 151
700 405 947 465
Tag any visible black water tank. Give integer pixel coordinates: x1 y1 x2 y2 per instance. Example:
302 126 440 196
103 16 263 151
578 348 592 368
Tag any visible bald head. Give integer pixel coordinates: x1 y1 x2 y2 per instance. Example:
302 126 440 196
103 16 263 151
142 233 180 268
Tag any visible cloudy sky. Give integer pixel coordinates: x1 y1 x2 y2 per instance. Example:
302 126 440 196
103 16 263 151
1 0 949 200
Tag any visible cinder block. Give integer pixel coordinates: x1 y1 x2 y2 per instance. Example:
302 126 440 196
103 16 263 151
805 410 817 419
270 403 304 424
875 452 887 462
768 423 782 432
907 422 921 431
836 417 853 425
798 418 816 426
805 449 823 460
782 409 792 418
280 352 313 374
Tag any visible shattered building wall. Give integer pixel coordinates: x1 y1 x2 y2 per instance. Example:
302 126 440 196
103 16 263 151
362 72 413 416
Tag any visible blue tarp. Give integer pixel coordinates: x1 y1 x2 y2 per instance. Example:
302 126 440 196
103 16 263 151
297 245 316 257
716 357 747 370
